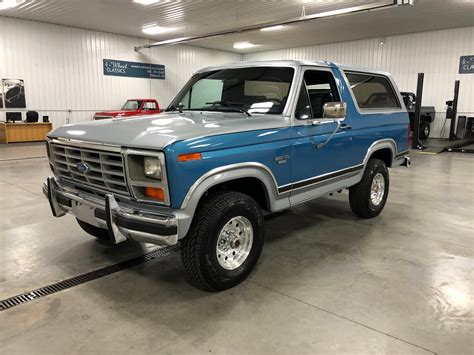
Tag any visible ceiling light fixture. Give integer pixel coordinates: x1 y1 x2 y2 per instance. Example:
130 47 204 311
395 0 415 5
233 41 257 49
260 25 285 32
0 0 23 10
133 0 160 5
142 23 173 35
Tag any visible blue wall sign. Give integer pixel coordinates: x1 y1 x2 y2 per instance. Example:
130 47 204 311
103 59 165 79
459 55 474 74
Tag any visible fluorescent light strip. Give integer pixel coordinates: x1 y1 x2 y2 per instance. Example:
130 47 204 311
142 23 173 35
0 0 24 10
302 5 371 20
260 25 285 32
133 0 160 5
233 41 257 49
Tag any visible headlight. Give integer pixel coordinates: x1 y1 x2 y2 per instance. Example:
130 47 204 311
144 157 162 180
126 151 169 205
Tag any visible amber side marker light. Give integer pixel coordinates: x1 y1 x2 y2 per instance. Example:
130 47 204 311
145 187 165 201
178 152 202 162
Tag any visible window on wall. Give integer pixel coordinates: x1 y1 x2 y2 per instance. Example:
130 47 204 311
295 70 340 119
345 72 400 110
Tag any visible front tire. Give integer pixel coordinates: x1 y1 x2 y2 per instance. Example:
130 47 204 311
349 159 389 218
181 191 264 292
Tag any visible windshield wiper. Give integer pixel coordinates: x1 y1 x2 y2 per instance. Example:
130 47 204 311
205 100 242 106
205 101 251 116
220 107 252 117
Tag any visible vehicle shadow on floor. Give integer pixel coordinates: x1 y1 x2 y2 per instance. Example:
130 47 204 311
74 195 377 339
84 194 372 294
58 235 153 268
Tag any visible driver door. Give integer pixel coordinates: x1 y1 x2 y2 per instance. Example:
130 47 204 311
290 68 354 205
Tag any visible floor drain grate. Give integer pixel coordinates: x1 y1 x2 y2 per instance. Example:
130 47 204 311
0 244 180 312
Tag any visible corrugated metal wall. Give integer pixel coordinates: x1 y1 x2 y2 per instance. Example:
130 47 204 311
0 17 241 127
244 27 474 138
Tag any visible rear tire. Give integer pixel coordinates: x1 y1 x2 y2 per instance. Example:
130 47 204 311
76 218 111 242
181 191 264 292
349 159 389 218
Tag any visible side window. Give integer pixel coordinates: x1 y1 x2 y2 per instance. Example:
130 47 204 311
346 72 400 109
295 84 312 120
143 101 157 110
295 70 340 119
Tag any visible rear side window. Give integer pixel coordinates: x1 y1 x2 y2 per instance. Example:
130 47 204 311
143 101 157 110
346 72 400 110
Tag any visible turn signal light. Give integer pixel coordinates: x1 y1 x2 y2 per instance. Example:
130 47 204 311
178 152 202 162
145 187 165 201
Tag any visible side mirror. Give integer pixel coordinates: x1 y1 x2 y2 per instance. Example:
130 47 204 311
323 102 346 119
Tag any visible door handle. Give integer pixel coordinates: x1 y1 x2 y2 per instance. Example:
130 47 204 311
340 124 352 131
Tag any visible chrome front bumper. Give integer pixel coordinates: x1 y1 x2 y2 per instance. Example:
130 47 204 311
43 177 178 246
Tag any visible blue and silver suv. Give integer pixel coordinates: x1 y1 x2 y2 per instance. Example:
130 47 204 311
44 60 410 291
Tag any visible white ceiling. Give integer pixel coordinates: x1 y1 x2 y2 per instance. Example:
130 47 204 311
1 0 473 53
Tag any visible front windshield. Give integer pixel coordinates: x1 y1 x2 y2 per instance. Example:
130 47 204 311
168 67 294 114
122 100 142 110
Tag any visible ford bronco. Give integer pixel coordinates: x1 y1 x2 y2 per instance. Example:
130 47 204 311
44 60 410 291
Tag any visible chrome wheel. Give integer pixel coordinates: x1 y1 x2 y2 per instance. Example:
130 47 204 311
216 216 253 270
370 173 385 206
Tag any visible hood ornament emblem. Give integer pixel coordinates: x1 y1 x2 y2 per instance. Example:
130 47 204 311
76 162 90 174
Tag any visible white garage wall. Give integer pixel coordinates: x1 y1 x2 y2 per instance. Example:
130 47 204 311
0 17 241 128
244 27 474 138
1 17 472 138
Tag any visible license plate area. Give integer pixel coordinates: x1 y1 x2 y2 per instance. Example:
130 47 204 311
71 201 104 228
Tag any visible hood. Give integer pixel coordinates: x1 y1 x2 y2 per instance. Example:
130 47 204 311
94 110 130 117
49 111 288 150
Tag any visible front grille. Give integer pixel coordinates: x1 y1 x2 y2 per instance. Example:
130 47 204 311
50 143 129 196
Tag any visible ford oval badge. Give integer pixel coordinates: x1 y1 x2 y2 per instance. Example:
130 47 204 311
76 162 90 174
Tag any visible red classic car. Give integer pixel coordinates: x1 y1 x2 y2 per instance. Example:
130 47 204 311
94 99 160 120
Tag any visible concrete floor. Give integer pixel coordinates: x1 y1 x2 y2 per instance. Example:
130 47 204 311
0 143 473 354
